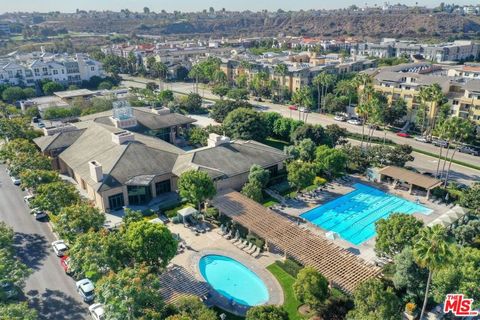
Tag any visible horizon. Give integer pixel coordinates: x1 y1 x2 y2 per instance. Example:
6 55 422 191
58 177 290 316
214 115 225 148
1 0 479 14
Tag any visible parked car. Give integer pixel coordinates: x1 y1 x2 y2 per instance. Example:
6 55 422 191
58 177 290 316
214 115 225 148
23 195 35 207
288 105 298 111
52 240 68 257
89 303 106 320
298 107 310 113
60 256 73 275
347 118 362 125
0 281 18 300
75 278 95 303
432 139 449 148
414 136 430 143
31 208 47 220
38 122 45 128
396 132 411 138
10 176 21 185
334 114 347 121
457 145 479 156
76 279 95 303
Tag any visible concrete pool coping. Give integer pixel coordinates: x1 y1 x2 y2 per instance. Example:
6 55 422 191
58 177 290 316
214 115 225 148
189 248 284 316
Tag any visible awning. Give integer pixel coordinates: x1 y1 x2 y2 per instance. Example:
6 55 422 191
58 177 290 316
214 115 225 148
378 166 442 189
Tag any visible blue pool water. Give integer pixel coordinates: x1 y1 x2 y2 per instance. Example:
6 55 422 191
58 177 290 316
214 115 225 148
199 254 269 306
301 183 432 245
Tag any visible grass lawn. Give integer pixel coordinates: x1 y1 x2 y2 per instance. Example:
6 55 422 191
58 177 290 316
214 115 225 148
262 137 291 150
262 192 279 207
267 263 305 320
212 307 244 320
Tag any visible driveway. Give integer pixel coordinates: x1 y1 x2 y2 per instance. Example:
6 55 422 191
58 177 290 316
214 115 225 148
0 165 88 320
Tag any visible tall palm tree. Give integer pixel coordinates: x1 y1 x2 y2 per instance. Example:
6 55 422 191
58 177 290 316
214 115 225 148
321 74 336 113
335 79 356 109
428 84 445 132
442 118 475 187
356 101 372 148
313 73 323 112
413 225 451 320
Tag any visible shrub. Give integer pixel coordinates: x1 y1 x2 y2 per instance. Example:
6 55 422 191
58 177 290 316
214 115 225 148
276 259 303 278
314 176 327 186
405 302 416 315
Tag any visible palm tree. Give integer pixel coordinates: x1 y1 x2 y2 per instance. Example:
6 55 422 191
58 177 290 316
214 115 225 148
413 225 451 320
356 101 372 148
428 84 445 132
313 73 323 112
188 64 203 94
442 118 475 187
321 74 336 113
335 79 356 109
274 63 288 101
292 87 313 122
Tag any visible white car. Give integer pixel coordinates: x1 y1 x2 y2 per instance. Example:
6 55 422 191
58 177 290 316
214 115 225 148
23 195 35 207
76 279 95 303
31 208 47 220
334 115 347 121
347 118 362 125
10 176 21 185
298 107 310 113
414 136 430 143
52 240 68 257
89 303 105 320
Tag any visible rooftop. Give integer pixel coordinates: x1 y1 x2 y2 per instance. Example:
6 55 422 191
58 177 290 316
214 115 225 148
378 166 442 190
54 89 96 99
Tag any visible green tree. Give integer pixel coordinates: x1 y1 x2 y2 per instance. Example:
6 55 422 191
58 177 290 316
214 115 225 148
459 183 480 214
293 267 329 309
19 169 59 191
347 278 401 320
241 180 263 202
261 112 282 136
272 118 303 141
324 124 347 147
98 81 113 90
291 124 327 146
32 181 80 214
223 108 268 140
248 164 270 187
42 81 64 95
157 90 174 104
0 117 39 140
126 220 177 268
287 161 316 191
413 225 451 320
24 106 40 118
8 152 51 177
97 265 164 320
54 203 105 241
178 93 203 113
187 127 208 146
2 87 25 102
392 247 428 304
226 88 249 101
246 305 289 320
0 222 14 250
177 170 216 211
212 85 230 99
315 146 347 178
0 302 38 320
168 297 218 320
375 213 424 259
431 246 480 305
22 87 36 99
209 100 252 123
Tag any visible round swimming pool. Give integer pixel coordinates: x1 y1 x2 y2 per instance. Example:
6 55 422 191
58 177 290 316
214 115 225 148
199 254 269 306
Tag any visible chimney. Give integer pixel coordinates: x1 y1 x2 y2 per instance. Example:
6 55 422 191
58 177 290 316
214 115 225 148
207 133 231 147
89 161 103 182
112 131 135 145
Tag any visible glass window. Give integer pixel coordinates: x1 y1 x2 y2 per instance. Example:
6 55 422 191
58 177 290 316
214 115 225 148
155 180 171 195
108 193 124 210
127 186 152 205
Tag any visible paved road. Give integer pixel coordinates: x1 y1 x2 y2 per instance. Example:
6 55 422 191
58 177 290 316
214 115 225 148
121 75 480 169
347 140 480 186
0 165 88 320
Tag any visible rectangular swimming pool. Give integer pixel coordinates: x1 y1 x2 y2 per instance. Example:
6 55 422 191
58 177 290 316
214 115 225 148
300 183 432 245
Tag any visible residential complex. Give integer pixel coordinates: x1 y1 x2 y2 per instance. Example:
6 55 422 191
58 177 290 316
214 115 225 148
0 51 104 86
356 39 480 62
33 104 287 212
368 62 480 126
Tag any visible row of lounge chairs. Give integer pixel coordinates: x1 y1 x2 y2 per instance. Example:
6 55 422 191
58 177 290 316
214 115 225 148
217 227 261 258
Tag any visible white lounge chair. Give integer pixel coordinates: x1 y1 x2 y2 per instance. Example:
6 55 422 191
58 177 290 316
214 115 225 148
232 237 242 245
251 247 261 258
223 230 233 239
237 240 248 249
243 243 253 252
247 245 257 254
230 234 240 243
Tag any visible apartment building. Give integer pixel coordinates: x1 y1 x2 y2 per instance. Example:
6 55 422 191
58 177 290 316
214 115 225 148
357 40 480 62
0 52 104 86
0 23 10 37
369 63 480 127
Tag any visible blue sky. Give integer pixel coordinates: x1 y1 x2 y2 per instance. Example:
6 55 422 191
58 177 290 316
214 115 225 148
1 0 478 13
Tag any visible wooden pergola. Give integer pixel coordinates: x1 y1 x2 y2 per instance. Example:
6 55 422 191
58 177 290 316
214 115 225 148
212 190 382 293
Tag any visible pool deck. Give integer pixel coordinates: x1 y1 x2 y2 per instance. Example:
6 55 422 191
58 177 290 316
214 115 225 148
163 223 284 316
274 175 451 263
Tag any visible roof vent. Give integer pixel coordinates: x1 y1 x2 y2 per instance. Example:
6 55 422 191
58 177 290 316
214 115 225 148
150 106 171 115
112 130 135 145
